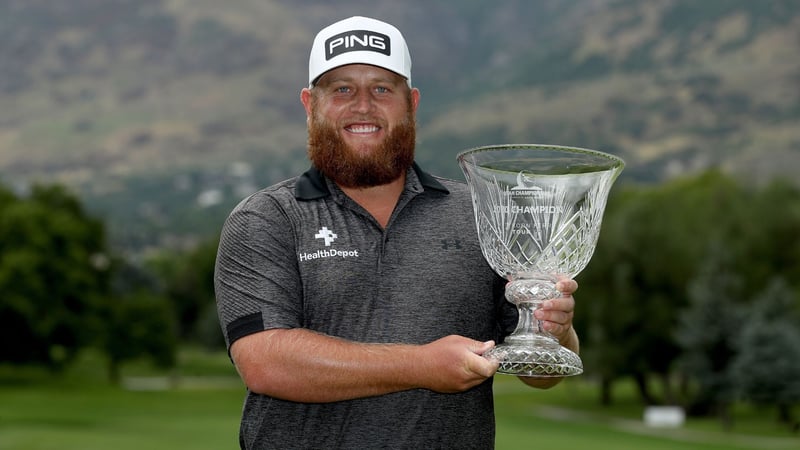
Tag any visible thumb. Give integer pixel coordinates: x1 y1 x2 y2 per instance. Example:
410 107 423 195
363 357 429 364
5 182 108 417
472 340 496 355
470 340 500 376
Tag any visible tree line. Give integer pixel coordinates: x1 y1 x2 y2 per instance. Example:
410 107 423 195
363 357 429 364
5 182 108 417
1 171 799 430
578 170 800 430
0 183 219 383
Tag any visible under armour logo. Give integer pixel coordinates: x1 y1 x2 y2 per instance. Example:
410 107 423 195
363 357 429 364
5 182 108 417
441 239 462 250
314 227 338 247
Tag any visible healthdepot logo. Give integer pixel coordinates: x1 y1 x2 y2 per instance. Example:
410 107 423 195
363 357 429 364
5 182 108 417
299 227 360 262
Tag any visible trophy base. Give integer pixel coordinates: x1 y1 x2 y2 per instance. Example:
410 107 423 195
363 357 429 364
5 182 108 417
485 336 583 377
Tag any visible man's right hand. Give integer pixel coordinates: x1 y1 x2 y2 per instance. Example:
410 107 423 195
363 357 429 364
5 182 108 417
418 335 498 393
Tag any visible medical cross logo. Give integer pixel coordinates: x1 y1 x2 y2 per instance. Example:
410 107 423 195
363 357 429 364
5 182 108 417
314 226 338 247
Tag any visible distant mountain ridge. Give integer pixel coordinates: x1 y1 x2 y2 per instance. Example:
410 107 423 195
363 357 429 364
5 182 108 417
1 0 798 251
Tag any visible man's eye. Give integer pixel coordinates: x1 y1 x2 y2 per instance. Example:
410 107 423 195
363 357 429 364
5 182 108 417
375 87 389 93
335 86 350 93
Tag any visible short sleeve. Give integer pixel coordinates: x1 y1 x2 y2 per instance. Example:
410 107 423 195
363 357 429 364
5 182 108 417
214 194 304 350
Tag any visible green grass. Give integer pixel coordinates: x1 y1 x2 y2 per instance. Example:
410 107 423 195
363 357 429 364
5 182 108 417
0 349 243 450
0 384 242 450
492 376 799 450
1 350 797 449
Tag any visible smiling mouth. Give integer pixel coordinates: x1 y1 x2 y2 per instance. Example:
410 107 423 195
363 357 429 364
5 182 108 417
345 124 381 134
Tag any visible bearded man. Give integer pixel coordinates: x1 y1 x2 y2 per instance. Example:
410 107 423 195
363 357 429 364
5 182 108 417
214 16 579 450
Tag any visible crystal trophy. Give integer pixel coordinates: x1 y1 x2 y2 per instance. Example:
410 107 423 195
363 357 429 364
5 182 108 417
458 144 624 377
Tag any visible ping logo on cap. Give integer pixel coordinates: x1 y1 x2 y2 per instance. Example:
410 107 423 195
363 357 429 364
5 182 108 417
325 30 391 60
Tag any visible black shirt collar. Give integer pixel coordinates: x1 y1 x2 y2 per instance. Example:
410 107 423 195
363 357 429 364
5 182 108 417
295 162 449 200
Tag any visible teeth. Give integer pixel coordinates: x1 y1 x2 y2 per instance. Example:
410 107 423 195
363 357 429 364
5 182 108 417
347 124 379 133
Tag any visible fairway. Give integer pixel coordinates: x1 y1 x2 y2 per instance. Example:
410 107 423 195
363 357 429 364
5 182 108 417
492 377 798 450
1 352 797 449
0 381 243 450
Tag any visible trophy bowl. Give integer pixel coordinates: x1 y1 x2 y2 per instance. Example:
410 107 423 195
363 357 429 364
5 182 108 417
458 144 624 377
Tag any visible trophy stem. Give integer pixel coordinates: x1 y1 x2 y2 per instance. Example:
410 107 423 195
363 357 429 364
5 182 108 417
510 301 555 343
485 278 583 377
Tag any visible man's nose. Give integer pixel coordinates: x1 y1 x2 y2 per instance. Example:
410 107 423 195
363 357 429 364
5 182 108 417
350 90 374 114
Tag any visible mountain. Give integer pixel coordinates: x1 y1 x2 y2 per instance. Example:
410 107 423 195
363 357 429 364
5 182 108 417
1 0 799 253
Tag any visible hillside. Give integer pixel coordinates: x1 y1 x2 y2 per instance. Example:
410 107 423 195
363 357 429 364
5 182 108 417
1 0 799 252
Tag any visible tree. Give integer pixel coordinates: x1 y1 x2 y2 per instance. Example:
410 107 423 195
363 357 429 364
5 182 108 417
731 278 800 431
147 239 220 346
741 179 800 294
577 188 657 405
0 184 110 369
103 291 178 384
579 171 752 406
674 242 744 429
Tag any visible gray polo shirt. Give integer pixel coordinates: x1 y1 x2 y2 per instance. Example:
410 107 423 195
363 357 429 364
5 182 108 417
215 162 515 449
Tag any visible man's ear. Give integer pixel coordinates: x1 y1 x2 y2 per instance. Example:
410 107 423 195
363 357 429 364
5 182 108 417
300 88 313 117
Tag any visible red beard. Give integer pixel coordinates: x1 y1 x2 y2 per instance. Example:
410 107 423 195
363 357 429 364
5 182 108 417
307 108 416 188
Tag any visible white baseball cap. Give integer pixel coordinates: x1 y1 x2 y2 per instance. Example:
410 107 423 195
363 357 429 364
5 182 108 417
308 16 412 87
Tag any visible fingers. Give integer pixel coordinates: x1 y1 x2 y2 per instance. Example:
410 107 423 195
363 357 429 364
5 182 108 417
535 282 576 341
556 277 578 295
535 313 572 338
535 302 572 327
